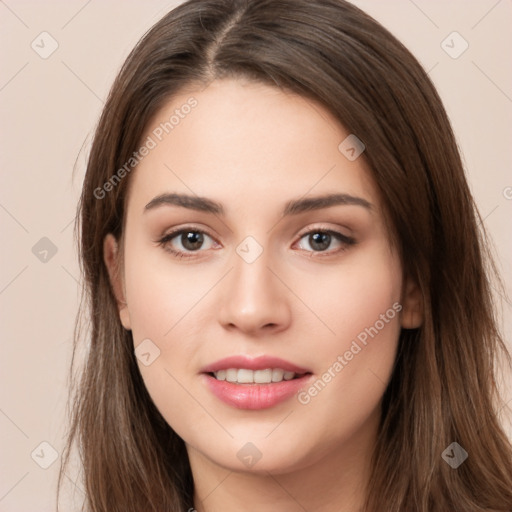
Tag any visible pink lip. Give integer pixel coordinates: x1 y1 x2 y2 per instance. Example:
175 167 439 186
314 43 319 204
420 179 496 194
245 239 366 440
203 373 312 410
201 355 312 410
201 355 310 374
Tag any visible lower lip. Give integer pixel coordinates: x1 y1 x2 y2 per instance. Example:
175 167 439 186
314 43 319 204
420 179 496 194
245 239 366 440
203 373 312 410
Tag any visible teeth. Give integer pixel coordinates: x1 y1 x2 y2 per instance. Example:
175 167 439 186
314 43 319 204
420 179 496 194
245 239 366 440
213 368 299 384
237 369 254 383
272 368 284 382
226 368 238 382
254 369 272 383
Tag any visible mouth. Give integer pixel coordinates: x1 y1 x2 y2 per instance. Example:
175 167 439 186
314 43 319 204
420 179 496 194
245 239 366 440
201 356 313 410
209 368 307 384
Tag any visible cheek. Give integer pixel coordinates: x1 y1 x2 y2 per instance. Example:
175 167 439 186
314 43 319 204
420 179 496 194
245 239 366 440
123 236 209 340
306 244 402 345
295 246 402 428
122 251 213 434
122 240 213 406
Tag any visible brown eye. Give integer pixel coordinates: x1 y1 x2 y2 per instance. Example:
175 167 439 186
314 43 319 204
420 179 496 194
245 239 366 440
308 232 331 251
180 231 205 251
296 229 355 254
158 228 217 258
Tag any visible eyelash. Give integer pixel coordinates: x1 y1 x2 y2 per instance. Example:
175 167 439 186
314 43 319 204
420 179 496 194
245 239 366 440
156 226 356 260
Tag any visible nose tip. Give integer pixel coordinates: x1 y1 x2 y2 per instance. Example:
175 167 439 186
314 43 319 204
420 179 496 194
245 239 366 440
224 316 280 335
217 251 291 336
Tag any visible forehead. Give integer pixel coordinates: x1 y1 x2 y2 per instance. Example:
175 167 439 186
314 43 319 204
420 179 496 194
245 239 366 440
126 78 379 217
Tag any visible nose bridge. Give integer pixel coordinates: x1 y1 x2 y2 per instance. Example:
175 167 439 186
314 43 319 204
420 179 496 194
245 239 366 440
233 245 272 298
217 236 291 333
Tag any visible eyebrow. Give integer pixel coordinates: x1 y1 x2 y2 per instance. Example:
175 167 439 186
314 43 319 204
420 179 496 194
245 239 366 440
144 192 372 216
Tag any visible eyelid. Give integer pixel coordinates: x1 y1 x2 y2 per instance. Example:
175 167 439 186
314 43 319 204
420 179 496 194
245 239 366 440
295 223 353 240
158 224 216 241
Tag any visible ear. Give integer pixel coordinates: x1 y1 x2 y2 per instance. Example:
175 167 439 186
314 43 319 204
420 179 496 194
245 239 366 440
400 275 423 329
103 233 131 331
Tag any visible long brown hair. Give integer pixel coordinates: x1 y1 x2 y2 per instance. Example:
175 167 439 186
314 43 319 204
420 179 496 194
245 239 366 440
58 0 512 510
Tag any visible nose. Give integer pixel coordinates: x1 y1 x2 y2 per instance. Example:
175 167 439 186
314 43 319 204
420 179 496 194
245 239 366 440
217 248 292 337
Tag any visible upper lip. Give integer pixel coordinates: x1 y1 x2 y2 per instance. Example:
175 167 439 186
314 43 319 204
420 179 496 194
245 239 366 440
201 355 310 374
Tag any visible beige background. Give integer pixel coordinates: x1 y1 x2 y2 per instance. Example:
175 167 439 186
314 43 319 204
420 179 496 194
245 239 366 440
1 0 511 510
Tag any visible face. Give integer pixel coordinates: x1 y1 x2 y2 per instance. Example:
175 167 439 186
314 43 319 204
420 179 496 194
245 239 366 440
104 78 422 475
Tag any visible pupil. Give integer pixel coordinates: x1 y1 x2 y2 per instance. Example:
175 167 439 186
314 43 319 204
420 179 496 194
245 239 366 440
310 232 330 251
182 232 203 250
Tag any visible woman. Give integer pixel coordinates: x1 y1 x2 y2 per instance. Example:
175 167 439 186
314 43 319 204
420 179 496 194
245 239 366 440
59 0 512 510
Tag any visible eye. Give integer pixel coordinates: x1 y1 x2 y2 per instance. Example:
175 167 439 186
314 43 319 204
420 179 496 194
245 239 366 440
157 227 217 258
157 226 356 259
295 228 355 255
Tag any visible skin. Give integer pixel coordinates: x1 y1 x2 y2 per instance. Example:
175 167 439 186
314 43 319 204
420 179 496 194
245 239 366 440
104 78 423 512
